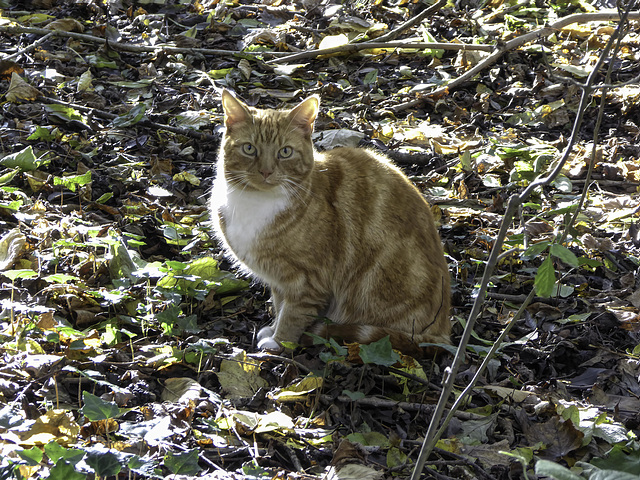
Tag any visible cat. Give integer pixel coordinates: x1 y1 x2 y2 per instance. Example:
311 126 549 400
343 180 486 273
209 89 451 357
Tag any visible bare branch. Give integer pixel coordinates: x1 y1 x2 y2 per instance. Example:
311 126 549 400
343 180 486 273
388 9 640 115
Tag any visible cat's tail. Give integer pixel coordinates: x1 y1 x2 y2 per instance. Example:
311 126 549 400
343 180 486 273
307 324 450 359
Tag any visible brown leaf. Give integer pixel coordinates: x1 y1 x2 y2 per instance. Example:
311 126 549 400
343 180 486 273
0 60 24 81
5 72 41 103
46 18 84 32
524 416 584 460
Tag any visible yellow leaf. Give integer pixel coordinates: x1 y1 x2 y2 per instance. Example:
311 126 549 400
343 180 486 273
217 349 268 399
18 410 80 446
318 33 349 50
271 374 323 402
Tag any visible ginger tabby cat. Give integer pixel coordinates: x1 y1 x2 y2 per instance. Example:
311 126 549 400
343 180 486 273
210 90 450 357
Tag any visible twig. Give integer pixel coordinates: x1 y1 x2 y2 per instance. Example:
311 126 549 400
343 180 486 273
267 41 492 65
387 9 640 115
365 0 447 43
409 4 636 479
4 31 55 61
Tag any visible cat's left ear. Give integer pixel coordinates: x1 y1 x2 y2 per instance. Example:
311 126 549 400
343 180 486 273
289 95 319 136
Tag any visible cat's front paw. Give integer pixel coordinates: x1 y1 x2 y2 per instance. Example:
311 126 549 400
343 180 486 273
257 335 282 353
257 326 275 341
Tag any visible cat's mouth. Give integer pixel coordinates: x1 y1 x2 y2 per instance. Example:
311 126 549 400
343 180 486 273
247 174 281 190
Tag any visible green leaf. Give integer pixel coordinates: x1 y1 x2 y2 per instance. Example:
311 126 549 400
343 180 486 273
534 257 556 297
157 257 248 296
343 389 365 401
53 171 91 192
111 104 147 127
552 174 572 193
80 391 121 421
578 256 602 268
85 450 122 477
363 69 378 85
43 274 77 284
17 447 43 466
44 104 88 126
3 269 38 281
96 192 113 204
27 126 56 141
128 455 162 478
208 68 233 79
359 336 400 366
550 244 580 268
522 241 550 259
44 441 85 466
590 448 640 475
0 168 19 186
47 460 86 480
534 459 585 480
0 146 41 171
387 447 407 469
164 449 201 476
346 431 390 447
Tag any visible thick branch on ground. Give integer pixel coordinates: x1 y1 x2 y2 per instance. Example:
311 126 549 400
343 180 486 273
0 25 287 58
388 9 640 115
267 41 492 64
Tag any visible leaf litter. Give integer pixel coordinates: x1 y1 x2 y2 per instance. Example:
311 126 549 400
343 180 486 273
0 0 639 479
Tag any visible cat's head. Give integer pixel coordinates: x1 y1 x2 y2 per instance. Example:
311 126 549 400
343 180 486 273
220 90 319 192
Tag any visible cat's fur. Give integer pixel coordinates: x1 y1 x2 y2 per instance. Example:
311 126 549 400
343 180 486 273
210 90 451 357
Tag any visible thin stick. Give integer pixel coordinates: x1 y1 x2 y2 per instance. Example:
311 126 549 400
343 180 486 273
4 31 55 61
364 0 447 43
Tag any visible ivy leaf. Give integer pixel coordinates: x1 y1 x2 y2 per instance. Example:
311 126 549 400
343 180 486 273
44 441 85 466
164 449 201 476
359 336 400 366
47 460 86 480
534 257 556 298
85 450 122 477
17 447 43 466
80 391 121 421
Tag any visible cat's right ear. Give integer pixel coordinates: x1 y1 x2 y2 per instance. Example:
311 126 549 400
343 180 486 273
289 95 319 136
221 89 251 130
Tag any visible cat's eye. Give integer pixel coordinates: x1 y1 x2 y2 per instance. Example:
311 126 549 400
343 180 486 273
242 143 256 156
279 146 293 158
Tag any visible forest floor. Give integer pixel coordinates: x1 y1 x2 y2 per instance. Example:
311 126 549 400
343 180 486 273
1 0 640 479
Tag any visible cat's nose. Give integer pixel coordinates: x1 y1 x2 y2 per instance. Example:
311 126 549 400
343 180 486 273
260 169 273 179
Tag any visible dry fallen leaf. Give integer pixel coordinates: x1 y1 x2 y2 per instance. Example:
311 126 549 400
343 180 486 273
5 72 41 102
0 228 27 271
45 18 84 32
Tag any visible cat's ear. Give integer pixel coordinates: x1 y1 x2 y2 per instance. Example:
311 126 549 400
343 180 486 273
221 89 251 129
289 95 319 136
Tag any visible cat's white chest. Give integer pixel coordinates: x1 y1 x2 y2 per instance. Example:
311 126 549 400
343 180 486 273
213 179 290 263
